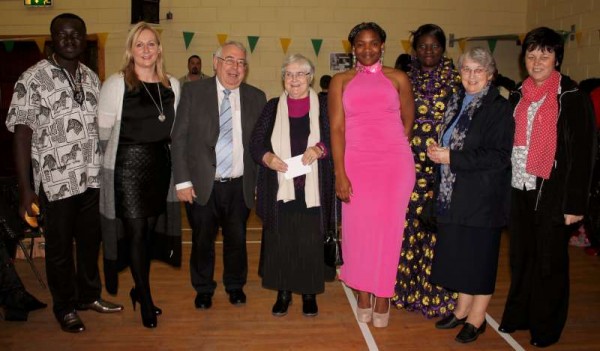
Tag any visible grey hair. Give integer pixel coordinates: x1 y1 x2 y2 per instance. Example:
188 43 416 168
214 41 247 58
281 53 315 83
458 47 496 74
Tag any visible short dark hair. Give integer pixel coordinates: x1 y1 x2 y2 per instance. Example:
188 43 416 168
394 54 412 72
521 27 564 71
319 75 332 90
411 24 446 53
188 55 201 63
348 22 387 45
50 13 86 35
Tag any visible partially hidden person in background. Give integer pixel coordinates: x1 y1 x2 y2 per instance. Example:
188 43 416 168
329 22 415 328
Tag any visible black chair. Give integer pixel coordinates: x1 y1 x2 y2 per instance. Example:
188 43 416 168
0 177 46 288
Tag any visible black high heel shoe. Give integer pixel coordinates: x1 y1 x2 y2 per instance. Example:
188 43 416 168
130 287 162 316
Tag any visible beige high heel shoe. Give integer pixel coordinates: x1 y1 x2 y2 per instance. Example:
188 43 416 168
372 297 390 328
356 294 372 323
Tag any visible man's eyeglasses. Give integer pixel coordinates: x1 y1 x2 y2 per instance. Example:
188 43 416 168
216 56 247 68
284 71 311 80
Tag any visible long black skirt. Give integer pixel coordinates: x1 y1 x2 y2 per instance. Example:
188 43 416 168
430 223 502 295
261 193 324 294
115 142 171 219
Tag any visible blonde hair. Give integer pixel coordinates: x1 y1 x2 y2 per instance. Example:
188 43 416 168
121 22 169 91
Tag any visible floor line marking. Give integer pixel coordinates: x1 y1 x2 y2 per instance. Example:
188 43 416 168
340 278 379 351
486 313 526 351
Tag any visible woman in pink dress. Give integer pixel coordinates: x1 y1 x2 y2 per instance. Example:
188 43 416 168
329 22 415 328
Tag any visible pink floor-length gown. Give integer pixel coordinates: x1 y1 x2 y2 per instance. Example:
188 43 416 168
338 68 415 297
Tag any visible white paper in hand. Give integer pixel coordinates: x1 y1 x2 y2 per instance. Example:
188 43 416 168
284 155 312 180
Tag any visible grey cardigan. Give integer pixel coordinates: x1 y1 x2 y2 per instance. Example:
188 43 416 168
98 73 182 294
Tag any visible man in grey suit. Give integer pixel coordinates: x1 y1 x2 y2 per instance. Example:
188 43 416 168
171 41 266 309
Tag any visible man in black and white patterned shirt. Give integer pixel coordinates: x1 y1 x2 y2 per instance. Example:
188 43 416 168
6 13 122 333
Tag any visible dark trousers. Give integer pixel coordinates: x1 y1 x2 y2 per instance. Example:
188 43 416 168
40 188 102 318
501 188 570 344
185 177 249 294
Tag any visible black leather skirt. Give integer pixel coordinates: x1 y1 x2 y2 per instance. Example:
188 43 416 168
115 142 171 219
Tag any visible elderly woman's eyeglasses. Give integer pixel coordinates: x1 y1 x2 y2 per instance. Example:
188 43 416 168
216 56 247 68
460 66 486 76
284 71 311 80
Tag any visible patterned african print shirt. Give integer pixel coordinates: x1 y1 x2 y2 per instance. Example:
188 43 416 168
6 59 102 201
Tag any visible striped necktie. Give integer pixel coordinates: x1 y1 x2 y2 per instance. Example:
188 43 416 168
216 89 233 178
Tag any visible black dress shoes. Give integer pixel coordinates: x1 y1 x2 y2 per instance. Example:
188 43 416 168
455 321 487 343
228 289 246 306
59 311 85 333
302 294 318 317
435 313 467 329
194 293 213 309
272 290 292 317
76 298 124 313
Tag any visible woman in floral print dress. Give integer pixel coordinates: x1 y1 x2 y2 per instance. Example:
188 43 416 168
392 24 462 318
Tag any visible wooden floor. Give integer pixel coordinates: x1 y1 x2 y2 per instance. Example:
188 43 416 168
1 208 600 351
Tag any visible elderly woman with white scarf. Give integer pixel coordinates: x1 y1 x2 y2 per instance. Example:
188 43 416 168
250 54 334 318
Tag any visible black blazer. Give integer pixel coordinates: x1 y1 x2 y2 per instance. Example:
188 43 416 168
171 76 267 207
437 86 515 228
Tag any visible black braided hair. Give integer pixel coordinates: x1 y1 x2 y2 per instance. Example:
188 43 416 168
348 22 386 46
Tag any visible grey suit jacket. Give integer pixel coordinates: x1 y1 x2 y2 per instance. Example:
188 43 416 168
171 76 267 208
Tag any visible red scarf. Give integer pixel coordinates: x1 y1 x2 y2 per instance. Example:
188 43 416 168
513 71 561 179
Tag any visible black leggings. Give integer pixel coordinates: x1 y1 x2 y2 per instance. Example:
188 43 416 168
122 216 158 305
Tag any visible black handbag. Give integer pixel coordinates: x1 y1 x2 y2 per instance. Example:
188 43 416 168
418 194 437 232
324 198 343 267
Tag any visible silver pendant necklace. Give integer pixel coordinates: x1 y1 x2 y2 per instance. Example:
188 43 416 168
141 81 166 122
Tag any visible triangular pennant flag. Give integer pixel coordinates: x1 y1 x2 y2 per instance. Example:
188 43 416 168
183 31 195 49
342 39 351 54
518 34 525 45
34 37 46 54
458 39 467 53
575 31 582 45
97 33 109 49
247 36 259 53
2 40 15 53
280 38 291 54
311 39 323 56
562 32 570 43
156 28 163 36
401 40 411 53
487 39 498 53
217 34 228 46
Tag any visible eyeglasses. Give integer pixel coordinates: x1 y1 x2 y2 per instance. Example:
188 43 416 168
416 44 442 51
216 56 247 68
284 71 311 80
460 66 486 76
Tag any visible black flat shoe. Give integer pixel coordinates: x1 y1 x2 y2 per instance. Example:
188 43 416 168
75 298 123 313
530 337 559 348
59 311 85 333
228 289 246 306
302 294 318 317
455 321 487 343
194 293 213 309
435 313 467 329
272 290 292 317
498 324 516 333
